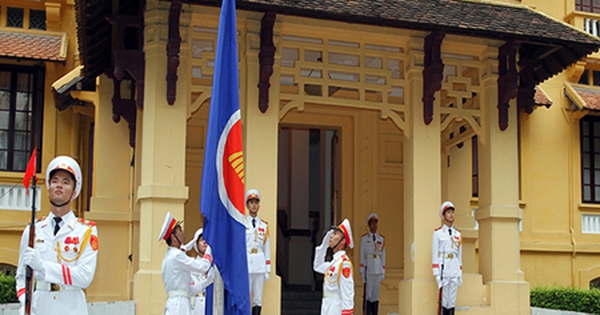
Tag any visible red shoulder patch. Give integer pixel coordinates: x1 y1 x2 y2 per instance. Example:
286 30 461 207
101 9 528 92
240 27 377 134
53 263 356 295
342 267 351 278
90 235 99 251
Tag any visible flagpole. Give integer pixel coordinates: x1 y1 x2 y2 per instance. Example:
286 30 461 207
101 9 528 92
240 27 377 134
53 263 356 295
24 169 36 315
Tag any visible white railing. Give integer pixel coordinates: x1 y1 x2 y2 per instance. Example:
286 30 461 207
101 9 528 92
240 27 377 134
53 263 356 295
584 18 600 37
582 214 600 234
0 184 41 211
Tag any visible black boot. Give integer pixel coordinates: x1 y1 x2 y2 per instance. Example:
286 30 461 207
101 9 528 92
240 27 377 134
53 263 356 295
365 301 372 315
252 306 261 315
442 307 450 315
448 307 455 315
372 301 379 315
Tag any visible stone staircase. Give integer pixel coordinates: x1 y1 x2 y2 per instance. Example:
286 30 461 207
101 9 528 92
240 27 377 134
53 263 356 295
281 289 322 315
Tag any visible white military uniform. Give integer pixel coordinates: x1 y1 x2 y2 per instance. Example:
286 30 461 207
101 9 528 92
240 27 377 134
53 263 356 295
314 244 354 315
190 258 216 315
431 224 462 309
245 215 271 307
16 211 99 315
161 246 213 315
359 232 385 302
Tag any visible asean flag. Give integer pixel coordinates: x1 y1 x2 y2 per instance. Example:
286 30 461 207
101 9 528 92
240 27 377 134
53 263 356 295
200 0 250 314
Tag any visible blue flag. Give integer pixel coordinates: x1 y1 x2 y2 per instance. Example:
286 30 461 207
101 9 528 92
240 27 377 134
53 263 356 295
200 0 250 314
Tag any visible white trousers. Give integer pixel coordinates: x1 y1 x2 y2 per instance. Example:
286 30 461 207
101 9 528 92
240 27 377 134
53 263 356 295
440 277 459 309
249 273 264 307
164 296 191 315
365 273 382 302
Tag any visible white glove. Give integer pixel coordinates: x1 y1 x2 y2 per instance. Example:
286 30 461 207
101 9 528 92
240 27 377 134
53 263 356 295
435 275 442 289
379 274 385 282
181 239 195 252
18 293 25 306
23 247 46 278
457 276 462 287
361 273 366 284
264 272 270 281
320 230 334 247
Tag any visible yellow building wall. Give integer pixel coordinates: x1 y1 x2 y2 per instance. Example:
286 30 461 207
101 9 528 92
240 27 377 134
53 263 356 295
4 0 600 313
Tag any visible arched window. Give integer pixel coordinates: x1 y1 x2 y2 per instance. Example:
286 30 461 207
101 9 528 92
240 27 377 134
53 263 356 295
590 277 600 289
0 263 16 276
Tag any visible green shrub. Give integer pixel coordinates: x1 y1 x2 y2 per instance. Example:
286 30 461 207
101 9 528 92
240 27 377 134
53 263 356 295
531 286 600 314
0 272 17 304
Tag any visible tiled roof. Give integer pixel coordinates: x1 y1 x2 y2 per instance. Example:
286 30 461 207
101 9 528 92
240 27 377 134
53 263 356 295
534 86 552 107
566 84 600 111
0 31 66 62
191 0 600 46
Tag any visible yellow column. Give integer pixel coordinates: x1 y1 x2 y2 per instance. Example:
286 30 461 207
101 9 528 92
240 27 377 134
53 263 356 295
475 45 530 315
84 75 134 301
398 35 442 315
133 1 190 314
443 141 479 274
242 13 282 313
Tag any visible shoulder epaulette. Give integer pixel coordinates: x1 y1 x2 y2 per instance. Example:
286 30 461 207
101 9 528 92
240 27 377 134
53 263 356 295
78 218 96 227
36 216 45 222
260 219 268 225
342 255 348 261
361 232 368 237
434 226 442 231
454 227 461 233
379 233 385 239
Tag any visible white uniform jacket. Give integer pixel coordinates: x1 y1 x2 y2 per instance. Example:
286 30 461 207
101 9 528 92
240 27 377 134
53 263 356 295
359 232 386 276
161 246 213 315
190 258 216 315
16 211 99 315
314 243 354 315
245 216 271 274
431 225 462 279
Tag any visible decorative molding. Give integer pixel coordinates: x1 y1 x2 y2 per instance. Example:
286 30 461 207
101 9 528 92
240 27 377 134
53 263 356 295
45 2 62 31
258 12 276 113
422 30 445 125
518 58 537 114
112 80 137 148
109 14 145 109
167 0 183 105
497 40 521 131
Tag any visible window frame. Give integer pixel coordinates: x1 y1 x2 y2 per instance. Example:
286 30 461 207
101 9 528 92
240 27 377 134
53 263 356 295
0 64 44 173
576 0 600 13
580 116 600 203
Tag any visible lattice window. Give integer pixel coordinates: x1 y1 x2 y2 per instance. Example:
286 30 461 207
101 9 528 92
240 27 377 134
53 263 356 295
440 53 483 149
6 7 24 28
278 35 407 130
29 9 46 30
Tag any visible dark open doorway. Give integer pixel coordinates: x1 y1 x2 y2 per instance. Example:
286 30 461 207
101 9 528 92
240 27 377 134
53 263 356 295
277 126 340 314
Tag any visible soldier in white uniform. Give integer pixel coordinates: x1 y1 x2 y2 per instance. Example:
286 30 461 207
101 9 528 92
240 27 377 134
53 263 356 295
359 213 386 315
245 189 271 315
182 228 216 315
159 212 213 315
16 156 99 315
431 201 462 315
313 218 355 315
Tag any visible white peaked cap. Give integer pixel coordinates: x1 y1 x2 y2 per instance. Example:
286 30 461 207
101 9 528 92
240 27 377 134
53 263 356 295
245 189 261 203
338 218 354 249
158 212 178 242
439 201 455 220
366 212 379 225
